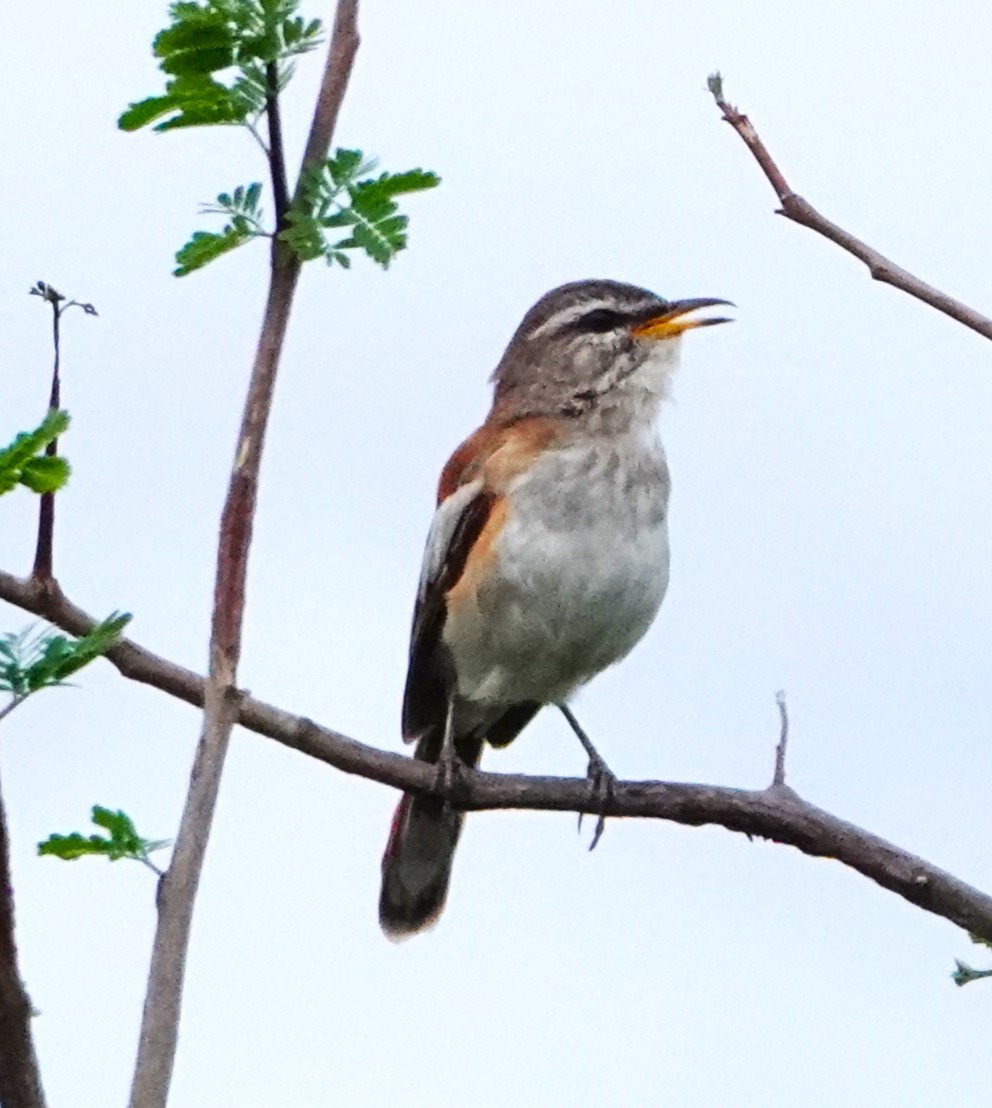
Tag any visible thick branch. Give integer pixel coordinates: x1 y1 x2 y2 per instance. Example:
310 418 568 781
295 0 360 195
707 74 992 342
2 569 990 945
0 759 46 1108
128 5 361 1106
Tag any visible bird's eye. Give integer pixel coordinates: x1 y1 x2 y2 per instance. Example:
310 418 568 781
581 308 624 333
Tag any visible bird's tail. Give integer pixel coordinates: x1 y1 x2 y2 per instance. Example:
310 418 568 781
379 730 483 939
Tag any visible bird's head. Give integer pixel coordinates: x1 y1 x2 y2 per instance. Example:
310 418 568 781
491 279 732 422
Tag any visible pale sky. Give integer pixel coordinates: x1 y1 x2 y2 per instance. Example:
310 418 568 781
3 1 992 1105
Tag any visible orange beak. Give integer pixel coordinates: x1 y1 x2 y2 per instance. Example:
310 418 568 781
632 298 734 340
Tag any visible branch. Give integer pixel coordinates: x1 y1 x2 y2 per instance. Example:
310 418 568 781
772 689 788 787
32 291 60 583
3 569 991 945
706 73 992 342
264 61 291 232
128 5 360 1105
294 0 360 197
0 759 46 1108
27 283 98 583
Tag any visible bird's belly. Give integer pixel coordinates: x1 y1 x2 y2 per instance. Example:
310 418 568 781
446 446 671 706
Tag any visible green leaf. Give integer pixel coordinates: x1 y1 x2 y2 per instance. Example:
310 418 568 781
348 188 396 223
91 807 143 858
244 181 262 211
39 805 169 868
0 411 70 497
28 613 130 694
230 70 268 115
278 210 326 261
42 613 131 685
325 148 367 185
18 456 70 494
318 210 356 229
39 832 114 861
174 226 254 276
154 17 233 58
118 96 183 132
367 168 440 196
0 612 130 699
122 0 323 135
119 73 248 133
161 44 236 76
282 151 440 268
346 221 399 267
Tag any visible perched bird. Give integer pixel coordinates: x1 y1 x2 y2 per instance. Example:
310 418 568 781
380 279 731 938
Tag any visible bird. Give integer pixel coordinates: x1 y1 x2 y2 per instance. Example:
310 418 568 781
379 278 731 939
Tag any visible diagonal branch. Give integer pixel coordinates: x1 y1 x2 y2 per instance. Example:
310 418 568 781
2 568 990 945
128 5 361 1106
706 73 992 342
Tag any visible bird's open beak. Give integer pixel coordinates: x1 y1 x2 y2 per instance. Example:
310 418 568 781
632 298 734 340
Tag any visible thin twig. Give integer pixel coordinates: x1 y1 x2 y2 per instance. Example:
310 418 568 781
127 6 361 1106
31 284 62 584
245 117 271 159
772 690 789 788
28 283 97 583
0 697 28 727
706 73 992 342
2 568 991 945
0 755 46 1108
137 857 165 879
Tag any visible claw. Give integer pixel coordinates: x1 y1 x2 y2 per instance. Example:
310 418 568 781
585 755 615 851
559 704 615 849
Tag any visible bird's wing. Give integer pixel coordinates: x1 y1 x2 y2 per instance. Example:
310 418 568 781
400 420 506 743
401 475 493 743
401 417 559 744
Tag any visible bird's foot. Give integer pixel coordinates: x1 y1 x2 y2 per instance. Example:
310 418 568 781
558 703 616 849
433 744 463 805
579 751 616 851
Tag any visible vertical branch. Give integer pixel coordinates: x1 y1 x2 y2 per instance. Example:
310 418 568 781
0 760 46 1108
265 61 291 232
296 0 360 183
771 690 789 789
127 5 360 1106
32 289 63 583
28 283 97 584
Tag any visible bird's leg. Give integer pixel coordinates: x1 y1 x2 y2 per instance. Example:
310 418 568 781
558 704 615 850
435 697 460 801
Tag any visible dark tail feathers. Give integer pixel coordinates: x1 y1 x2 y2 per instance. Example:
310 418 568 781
378 732 482 940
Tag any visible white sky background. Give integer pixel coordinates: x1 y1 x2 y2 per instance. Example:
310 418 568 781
2 0 991 1104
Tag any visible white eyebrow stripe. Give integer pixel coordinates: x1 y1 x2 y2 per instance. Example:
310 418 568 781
527 299 620 340
527 297 660 341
